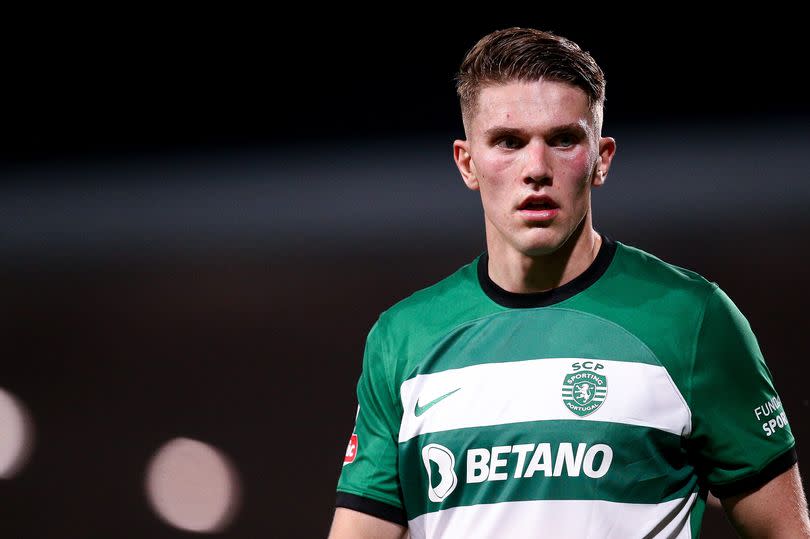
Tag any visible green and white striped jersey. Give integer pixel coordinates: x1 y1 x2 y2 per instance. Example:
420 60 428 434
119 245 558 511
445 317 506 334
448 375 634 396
336 236 795 538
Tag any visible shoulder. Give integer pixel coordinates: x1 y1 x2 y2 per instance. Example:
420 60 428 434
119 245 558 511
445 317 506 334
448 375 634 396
364 256 491 382
376 256 482 335
608 240 718 302
582 239 722 347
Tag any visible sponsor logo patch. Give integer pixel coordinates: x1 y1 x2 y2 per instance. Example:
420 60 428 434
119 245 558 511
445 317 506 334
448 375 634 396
422 443 458 502
562 364 607 417
419 441 614 499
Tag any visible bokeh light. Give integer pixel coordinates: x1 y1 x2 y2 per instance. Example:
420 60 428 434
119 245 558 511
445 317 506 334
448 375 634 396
0 387 34 479
145 437 241 533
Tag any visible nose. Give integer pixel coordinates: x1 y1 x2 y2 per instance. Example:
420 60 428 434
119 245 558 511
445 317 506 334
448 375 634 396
523 139 551 186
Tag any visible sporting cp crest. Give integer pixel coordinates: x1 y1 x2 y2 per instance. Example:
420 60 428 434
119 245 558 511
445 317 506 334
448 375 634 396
562 367 607 417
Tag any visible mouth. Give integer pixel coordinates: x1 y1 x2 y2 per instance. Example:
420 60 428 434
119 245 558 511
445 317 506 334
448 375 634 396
518 195 559 211
517 195 560 222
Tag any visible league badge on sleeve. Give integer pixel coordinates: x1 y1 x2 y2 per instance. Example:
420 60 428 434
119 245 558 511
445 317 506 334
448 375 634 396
342 404 360 465
343 434 358 465
562 361 607 417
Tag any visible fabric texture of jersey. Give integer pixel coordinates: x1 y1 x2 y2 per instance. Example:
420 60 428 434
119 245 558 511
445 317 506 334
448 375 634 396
335 236 796 538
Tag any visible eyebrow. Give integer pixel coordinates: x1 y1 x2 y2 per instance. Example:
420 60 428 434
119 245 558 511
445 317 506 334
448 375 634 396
483 122 587 140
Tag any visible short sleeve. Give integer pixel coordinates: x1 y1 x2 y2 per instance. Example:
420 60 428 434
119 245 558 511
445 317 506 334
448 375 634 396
687 286 796 497
335 319 407 525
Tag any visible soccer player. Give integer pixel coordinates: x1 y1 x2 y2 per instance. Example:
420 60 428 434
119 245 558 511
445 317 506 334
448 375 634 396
328 27 810 538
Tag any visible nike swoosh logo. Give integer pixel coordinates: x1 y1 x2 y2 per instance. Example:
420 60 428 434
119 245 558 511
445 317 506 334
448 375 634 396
414 388 461 417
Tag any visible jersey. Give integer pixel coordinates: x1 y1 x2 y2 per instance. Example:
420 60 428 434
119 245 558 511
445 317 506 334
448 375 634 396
335 235 796 538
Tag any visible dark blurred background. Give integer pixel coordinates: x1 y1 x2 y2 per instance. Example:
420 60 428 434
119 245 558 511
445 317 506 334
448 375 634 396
2 12 809 538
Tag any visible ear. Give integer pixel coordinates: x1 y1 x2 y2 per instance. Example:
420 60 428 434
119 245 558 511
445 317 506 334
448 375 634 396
591 136 617 187
453 139 479 191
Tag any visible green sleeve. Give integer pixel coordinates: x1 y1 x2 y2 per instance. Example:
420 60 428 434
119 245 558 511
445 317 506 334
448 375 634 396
688 286 796 496
336 318 404 510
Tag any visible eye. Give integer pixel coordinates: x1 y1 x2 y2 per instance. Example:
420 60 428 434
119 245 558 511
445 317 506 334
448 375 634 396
552 133 578 148
496 136 523 149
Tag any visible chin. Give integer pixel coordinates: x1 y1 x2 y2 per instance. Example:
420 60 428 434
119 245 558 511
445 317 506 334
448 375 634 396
518 239 566 257
514 227 578 257
521 245 563 257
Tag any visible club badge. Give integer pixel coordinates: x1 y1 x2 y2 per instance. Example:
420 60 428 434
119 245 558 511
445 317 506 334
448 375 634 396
562 364 607 417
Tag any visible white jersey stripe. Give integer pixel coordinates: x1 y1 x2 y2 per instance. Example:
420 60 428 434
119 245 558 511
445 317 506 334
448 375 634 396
399 358 691 443
408 494 697 539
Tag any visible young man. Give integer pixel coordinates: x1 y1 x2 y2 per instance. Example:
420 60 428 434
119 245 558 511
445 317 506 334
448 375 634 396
329 27 809 538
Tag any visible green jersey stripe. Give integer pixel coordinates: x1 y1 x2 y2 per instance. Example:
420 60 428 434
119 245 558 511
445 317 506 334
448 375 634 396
399 419 696 520
403 307 664 382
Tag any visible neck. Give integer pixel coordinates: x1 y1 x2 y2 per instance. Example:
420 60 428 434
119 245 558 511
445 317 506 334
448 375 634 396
487 219 602 294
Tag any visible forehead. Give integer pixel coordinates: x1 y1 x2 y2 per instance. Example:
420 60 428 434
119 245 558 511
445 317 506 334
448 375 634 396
471 79 594 137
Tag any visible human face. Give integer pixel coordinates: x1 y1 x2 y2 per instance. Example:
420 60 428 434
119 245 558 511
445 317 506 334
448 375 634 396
454 79 615 259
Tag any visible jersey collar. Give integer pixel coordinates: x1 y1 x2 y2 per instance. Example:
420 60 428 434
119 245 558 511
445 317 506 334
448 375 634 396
477 234 617 308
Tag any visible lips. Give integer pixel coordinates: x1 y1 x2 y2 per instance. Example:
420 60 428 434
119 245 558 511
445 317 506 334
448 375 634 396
517 194 560 223
518 195 559 211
